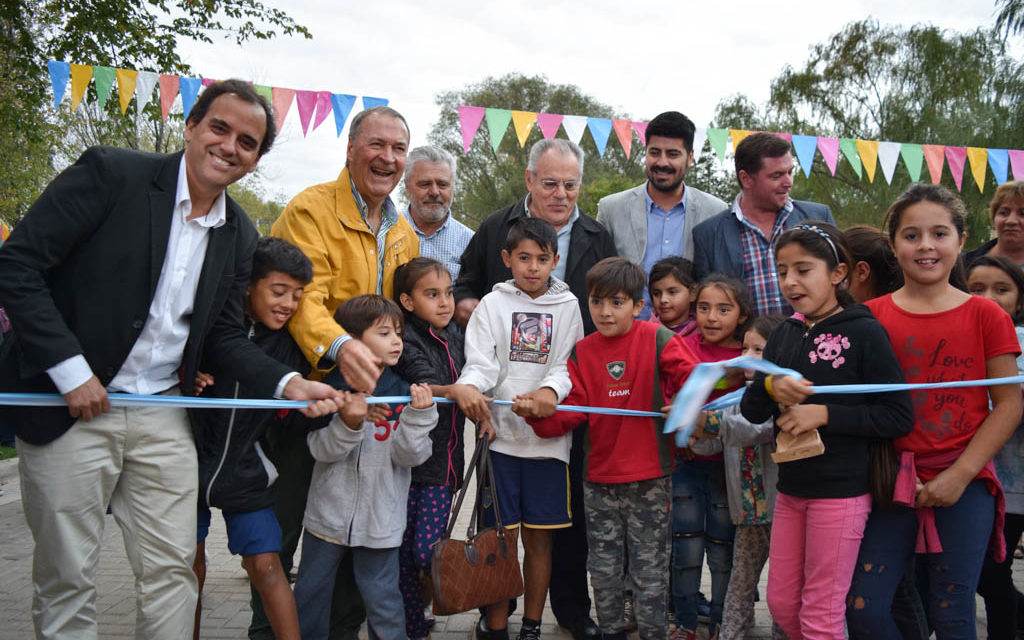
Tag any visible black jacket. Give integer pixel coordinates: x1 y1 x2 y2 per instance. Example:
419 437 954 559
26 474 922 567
740 304 914 499
0 147 290 444
394 312 467 490
192 320 321 512
453 198 617 335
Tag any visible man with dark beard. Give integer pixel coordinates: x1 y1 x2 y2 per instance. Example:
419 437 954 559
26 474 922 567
597 111 726 319
402 146 473 280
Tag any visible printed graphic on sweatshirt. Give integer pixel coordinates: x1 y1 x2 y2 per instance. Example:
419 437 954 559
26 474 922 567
509 311 552 364
808 333 850 368
373 404 404 441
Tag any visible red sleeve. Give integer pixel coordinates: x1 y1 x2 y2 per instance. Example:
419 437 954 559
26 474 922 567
979 297 1021 360
660 333 700 401
527 355 588 437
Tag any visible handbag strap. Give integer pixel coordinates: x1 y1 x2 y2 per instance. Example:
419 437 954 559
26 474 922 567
444 436 486 539
443 437 511 540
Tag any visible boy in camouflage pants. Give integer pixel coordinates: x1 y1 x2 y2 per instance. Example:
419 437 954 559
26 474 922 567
519 258 697 640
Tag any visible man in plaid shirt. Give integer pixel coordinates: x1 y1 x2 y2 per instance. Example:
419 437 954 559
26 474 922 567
691 133 834 315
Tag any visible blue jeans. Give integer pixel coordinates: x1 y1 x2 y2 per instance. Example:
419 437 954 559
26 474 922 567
846 480 994 640
293 531 405 640
671 459 735 631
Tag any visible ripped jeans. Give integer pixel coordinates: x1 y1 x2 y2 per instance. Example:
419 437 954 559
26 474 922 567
671 459 735 632
846 480 994 640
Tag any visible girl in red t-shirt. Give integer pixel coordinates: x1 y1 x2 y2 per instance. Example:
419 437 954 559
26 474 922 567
846 184 1022 640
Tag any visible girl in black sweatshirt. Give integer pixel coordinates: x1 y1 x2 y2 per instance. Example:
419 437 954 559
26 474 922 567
739 223 912 640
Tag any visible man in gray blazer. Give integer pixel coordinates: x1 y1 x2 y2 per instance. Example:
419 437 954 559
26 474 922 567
691 132 834 315
596 111 726 318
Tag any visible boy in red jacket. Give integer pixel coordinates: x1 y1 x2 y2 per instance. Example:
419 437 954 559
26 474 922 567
517 257 698 640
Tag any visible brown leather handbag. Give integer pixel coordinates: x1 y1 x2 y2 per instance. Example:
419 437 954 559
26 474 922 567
431 438 524 615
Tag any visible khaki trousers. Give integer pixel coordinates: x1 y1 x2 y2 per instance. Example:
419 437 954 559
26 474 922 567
18 394 198 640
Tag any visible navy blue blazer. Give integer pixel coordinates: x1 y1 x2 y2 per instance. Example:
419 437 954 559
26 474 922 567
691 200 835 280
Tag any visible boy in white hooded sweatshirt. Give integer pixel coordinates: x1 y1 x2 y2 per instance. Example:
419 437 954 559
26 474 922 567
449 217 585 640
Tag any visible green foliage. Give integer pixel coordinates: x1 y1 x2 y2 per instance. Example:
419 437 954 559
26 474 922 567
709 20 1024 246
228 176 286 235
0 0 309 225
428 73 646 229
997 0 1024 37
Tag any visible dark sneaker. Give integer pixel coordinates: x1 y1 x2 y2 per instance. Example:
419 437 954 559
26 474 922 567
518 622 542 640
696 592 710 624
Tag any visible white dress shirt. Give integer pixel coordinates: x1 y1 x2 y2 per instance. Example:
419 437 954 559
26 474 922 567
48 157 227 395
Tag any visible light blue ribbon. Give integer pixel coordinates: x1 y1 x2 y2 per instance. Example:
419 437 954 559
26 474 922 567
0 393 664 418
663 355 1024 447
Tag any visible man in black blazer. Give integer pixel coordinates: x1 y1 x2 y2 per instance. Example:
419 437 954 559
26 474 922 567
0 80 339 640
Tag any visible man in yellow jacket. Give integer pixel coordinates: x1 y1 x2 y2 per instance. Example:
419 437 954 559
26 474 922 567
271 106 419 390
259 106 419 640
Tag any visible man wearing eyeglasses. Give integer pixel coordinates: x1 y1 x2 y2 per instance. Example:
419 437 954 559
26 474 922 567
454 138 615 335
452 138 615 640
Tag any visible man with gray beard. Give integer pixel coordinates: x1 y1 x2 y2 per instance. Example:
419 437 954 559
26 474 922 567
402 146 474 280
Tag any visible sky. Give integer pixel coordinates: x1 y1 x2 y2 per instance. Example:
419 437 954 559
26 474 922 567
172 0 1008 202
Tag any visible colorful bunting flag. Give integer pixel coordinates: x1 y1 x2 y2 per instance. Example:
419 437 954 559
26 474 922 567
922 145 945 184
39 63 1024 189
47 61 70 109
966 147 988 193
989 149 1009 185
70 64 93 111
900 143 924 182
295 90 316 137
254 85 273 105
331 94 357 137
587 118 613 157
536 113 563 140
158 74 179 121
945 146 967 192
877 141 900 184
1011 150 1024 181
115 68 138 114
92 66 116 111
484 108 512 151
707 128 729 163
791 135 818 179
561 115 587 146
612 119 633 158
729 129 751 152
511 110 537 147
312 91 332 133
817 138 840 176
179 77 202 121
839 138 862 178
632 121 648 147
457 105 486 152
271 87 296 133
691 127 707 161
135 70 158 116
858 138 882 182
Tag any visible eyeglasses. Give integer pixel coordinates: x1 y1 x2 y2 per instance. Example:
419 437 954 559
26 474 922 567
538 179 580 193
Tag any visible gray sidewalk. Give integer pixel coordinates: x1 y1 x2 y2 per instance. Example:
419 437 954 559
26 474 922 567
0 450 1005 639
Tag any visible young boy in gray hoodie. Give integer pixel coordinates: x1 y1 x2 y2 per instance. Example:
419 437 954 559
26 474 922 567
293 295 438 640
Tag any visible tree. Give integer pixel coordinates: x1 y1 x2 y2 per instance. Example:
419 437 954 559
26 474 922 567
427 74 646 229
0 0 310 222
708 20 1024 244
996 0 1024 37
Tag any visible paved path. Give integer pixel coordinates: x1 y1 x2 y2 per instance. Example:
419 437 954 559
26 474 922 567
0 448 1008 639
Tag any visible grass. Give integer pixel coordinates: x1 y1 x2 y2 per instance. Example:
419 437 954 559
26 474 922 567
0 445 16 460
